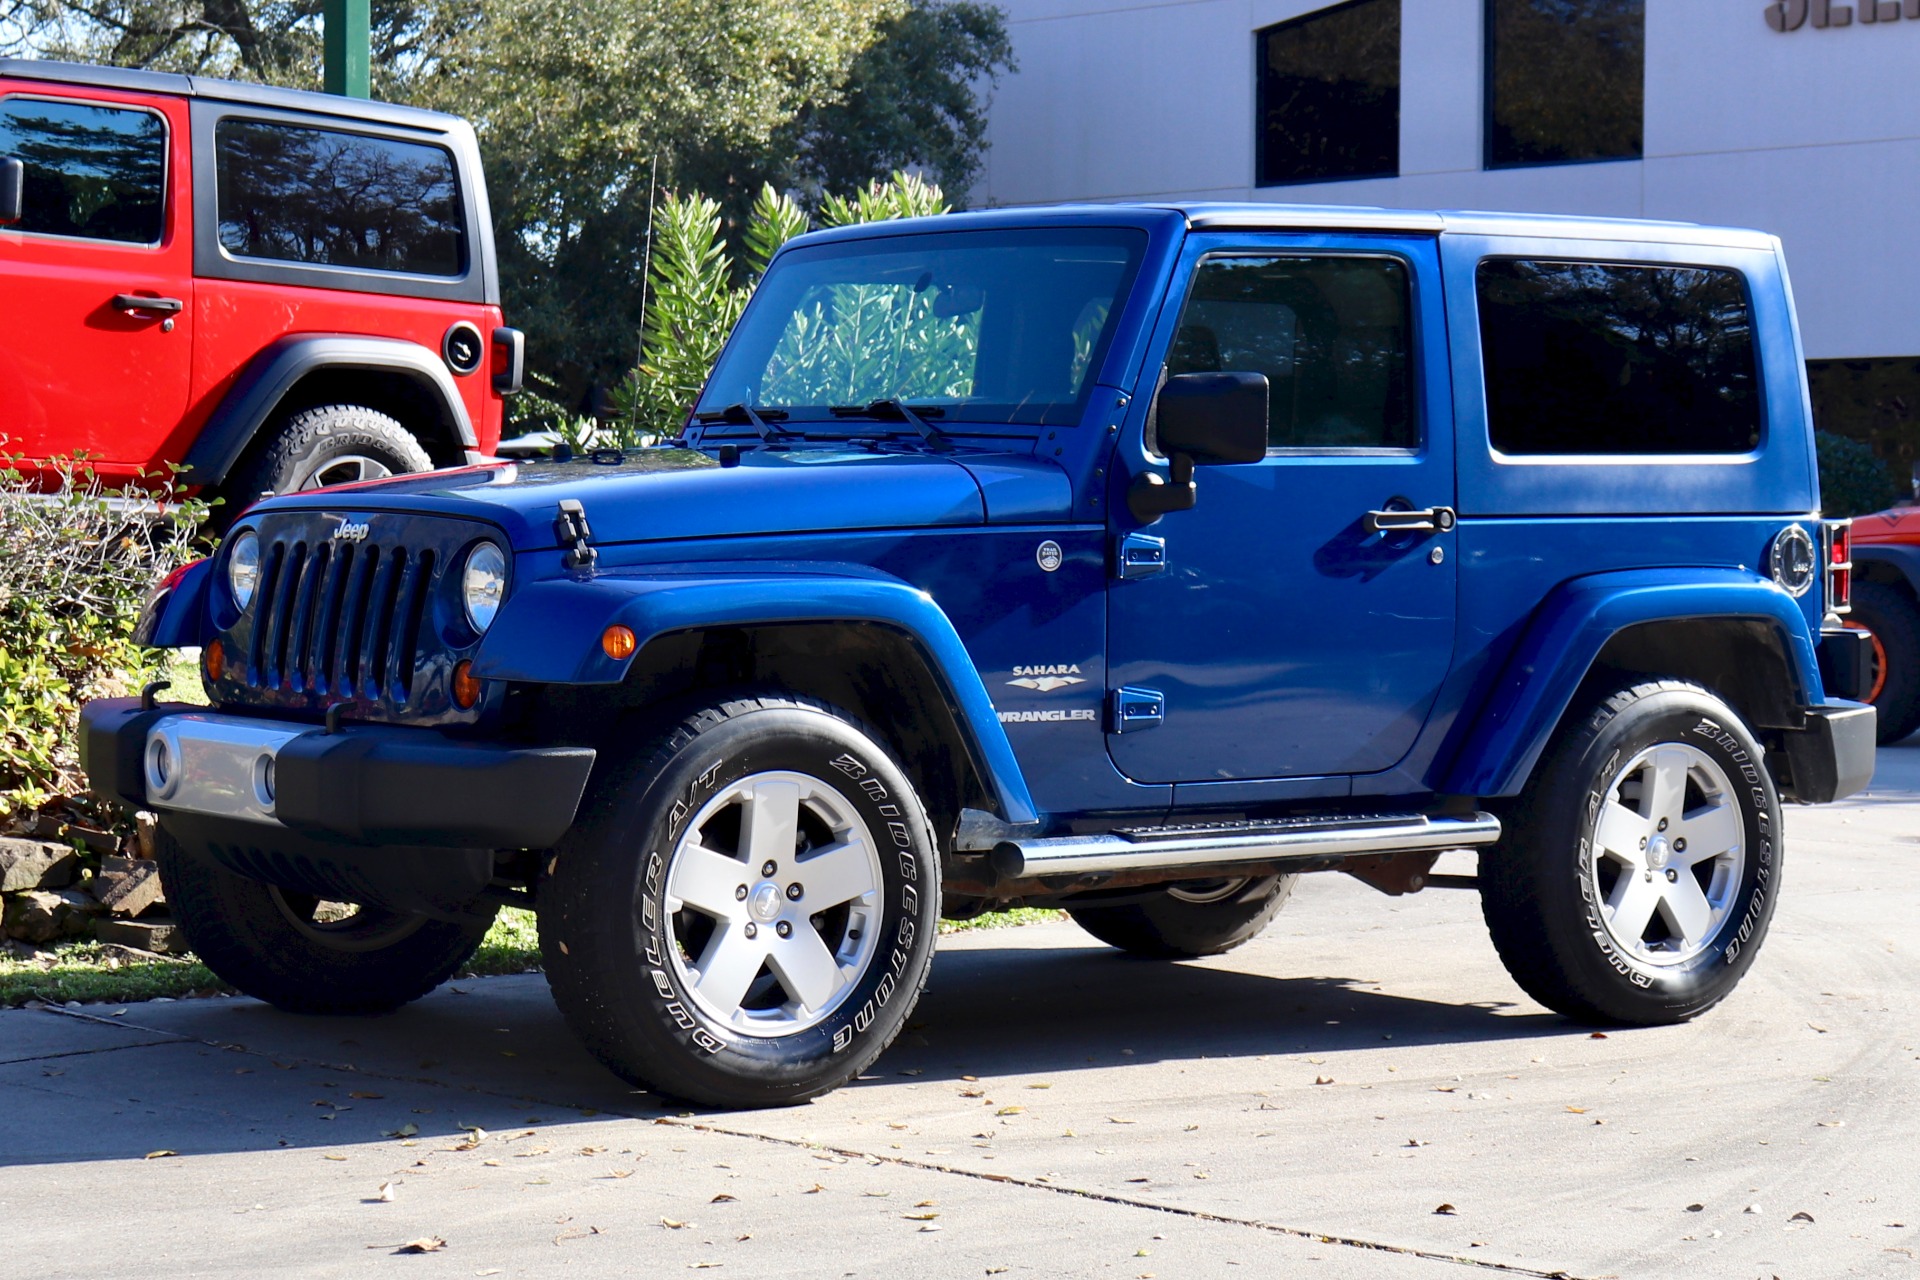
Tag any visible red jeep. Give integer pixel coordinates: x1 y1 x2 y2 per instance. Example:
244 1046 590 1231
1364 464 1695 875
0 59 522 503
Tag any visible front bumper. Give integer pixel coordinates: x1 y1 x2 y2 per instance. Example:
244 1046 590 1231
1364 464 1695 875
1779 701 1876 805
80 698 595 849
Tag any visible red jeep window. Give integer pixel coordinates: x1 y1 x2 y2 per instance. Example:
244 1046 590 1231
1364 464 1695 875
214 119 465 277
0 97 166 245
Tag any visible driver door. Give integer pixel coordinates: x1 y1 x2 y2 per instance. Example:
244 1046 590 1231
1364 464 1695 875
1106 233 1456 785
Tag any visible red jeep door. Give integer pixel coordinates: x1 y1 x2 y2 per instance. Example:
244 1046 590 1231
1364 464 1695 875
0 85 192 485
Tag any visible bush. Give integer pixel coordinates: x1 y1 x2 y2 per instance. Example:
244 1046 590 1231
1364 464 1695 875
1816 430 1907 519
0 458 206 819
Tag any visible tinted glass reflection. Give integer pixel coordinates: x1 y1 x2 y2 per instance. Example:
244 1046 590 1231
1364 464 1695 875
1170 256 1415 450
1477 259 1760 456
0 99 165 244
216 120 464 276
1256 0 1400 186
1487 0 1644 167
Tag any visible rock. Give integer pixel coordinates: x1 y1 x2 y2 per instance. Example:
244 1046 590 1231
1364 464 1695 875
65 825 121 856
0 838 78 892
135 812 159 861
92 915 186 956
3 890 87 943
93 857 165 918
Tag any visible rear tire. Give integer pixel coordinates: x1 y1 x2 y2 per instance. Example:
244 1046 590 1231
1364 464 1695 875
153 825 495 1014
223 404 432 509
1847 580 1920 743
1068 875 1296 958
539 694 941 1108
1480 679 1781 1025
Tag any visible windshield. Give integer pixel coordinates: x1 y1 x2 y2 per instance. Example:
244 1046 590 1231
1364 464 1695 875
697 227 1148 428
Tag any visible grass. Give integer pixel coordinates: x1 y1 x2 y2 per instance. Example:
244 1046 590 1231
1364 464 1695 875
1 905 1063 1007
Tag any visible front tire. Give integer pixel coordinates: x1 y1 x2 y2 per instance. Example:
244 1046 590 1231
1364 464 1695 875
539 694 941 1108
153 826 496 1014
1846 580 1920 744
1067 875 1296 958
1480 679 1781 1025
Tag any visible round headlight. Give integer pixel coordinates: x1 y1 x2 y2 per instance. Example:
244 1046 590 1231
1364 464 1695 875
227 531 261 610
462 542 508 633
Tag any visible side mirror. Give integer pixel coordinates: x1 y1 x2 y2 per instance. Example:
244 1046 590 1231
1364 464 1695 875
0 158 23 227
1129 372 1269 522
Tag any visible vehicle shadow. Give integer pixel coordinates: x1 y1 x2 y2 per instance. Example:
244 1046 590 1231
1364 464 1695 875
0 934 1568 1167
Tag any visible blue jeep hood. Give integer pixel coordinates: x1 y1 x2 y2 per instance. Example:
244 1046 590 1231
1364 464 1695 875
253 447 1069 548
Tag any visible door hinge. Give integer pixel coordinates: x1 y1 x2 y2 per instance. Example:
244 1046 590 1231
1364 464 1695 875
1111 686 1165 733
1115 531 1168 580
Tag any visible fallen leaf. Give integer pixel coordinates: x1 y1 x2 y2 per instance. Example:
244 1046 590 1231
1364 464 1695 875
1744 1204 1764 1215
1816 1120 1845 1128
349 1092 385 1100
396 1237 445 1254
1434 1204 1457 1216
324 1155 349 1162
144 1150 177 1160
1108 1116 1137 1124
660 1217 689 1229
1313 1076 1335 1086
1565 1106 1588 1114
995 1106 1024 1116
918 1224 942 1233
1686 1204 1705 1213
1791 1211 1815 1223
904 1212 939 1221
960 1075 980 1082
1026 1083 1052 1089
958 1089 985 1098
804 1183 826 1194
710 1194 737 1203
1588 1032 1608 1039
1405 1138 1428 1148
1808 1023 1829 1034
386 1124 419 1138
862 1191 891 1198
375 1181 396 1203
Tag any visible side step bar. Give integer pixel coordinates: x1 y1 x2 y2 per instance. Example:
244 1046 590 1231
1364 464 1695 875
990 811 1501 880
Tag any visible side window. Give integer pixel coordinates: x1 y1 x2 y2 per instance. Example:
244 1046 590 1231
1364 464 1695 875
1477 259 1761 456
1166 255 1415 450
215 119 465 277
0 98 166 245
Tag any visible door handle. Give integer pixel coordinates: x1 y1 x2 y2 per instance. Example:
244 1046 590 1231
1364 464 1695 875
112 294 184 316
1365 505 1456 535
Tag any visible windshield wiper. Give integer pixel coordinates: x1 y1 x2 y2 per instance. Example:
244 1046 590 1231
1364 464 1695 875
695 402 793 441
829 399 953 453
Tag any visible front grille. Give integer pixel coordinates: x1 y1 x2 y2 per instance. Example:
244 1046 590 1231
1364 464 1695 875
212 510 492 726
249 538 435 705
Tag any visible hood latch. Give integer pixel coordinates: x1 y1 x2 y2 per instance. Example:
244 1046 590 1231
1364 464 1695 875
554 499 599 571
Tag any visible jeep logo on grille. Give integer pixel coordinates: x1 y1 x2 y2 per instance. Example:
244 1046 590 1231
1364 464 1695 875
332 521 371 542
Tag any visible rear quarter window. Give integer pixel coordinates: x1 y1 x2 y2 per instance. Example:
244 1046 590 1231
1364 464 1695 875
1476 259 1761 456
214 119 465 277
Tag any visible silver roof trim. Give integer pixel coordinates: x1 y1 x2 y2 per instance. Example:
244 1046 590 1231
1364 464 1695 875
1170 202 1776 250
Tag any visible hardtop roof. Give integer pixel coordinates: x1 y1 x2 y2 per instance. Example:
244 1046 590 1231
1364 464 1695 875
784 201 1778 253
0 57 466 134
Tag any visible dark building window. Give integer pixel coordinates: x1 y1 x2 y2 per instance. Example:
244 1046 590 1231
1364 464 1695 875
1485 0 1644 169
0 98 166 245
1256 0 1400 187
1477 259 1761 456
215 120 465 277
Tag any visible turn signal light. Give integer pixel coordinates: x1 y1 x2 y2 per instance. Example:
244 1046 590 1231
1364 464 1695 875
451 659 482 709
602 624 637 660
203 638 225 682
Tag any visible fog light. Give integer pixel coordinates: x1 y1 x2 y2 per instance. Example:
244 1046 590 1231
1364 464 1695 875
602 624 637 660
204 638 225 682
451 659 482 709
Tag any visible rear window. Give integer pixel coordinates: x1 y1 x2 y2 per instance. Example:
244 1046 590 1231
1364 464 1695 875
0 97 165 245
214 119 465 277
1476 259 1761 456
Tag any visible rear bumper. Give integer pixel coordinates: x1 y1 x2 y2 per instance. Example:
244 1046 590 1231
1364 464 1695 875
80 697 595 849
1779 701 1876 805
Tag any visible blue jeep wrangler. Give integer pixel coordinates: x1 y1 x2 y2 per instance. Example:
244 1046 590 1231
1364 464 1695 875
81 204 1876 1107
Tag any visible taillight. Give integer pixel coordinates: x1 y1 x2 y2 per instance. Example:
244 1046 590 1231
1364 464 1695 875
1823 519 1852 615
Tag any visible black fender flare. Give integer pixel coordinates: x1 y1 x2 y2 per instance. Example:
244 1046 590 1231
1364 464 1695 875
181 334 477 487
1852 543 1920 600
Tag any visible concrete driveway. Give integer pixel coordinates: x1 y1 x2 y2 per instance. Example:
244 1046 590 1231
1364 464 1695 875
4 753 1918 1280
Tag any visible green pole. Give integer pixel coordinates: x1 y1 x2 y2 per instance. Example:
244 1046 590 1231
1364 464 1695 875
322 0 371 98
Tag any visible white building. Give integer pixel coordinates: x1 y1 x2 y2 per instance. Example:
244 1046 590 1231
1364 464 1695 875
978 0 1920 455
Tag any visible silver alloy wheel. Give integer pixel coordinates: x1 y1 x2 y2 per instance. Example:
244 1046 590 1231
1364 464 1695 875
1165 877 1252 905
1588 742 1747 967
299 454 395 489
267 887 428 953
664 770 883 1036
